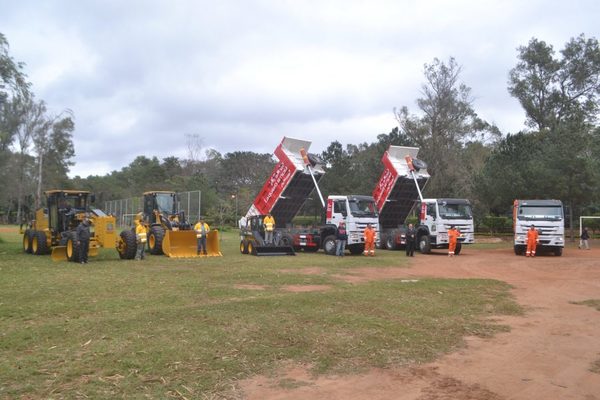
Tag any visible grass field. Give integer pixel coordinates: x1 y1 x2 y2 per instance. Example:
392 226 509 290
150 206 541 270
0 226 521 399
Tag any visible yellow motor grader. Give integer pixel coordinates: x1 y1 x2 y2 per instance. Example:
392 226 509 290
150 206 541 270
116 191 221 258
22 190 116 262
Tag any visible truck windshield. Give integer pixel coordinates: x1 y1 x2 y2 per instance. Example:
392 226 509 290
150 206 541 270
348 199 378 217
155 194 175 213
518 206 563 220
438 201 472 220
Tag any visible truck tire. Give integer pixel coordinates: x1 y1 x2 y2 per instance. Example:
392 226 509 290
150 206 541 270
454 241 462 255
304 246 319 253
514 245 525 256
418 235 431 254
348 244 364 255
280 233 294 247
23 230 33 254
553 247 563 256
117 229 137 259
323 235 337 255
148 226 165 255
386 231 399 250
33 231 49 255
66 232 81 263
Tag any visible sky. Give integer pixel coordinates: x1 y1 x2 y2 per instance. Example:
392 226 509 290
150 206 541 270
1 0 599 178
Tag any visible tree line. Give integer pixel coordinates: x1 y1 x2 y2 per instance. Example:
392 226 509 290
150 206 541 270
2 32 599 230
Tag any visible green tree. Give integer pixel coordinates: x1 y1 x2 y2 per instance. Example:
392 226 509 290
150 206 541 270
509 34 600 131
395 57 500 198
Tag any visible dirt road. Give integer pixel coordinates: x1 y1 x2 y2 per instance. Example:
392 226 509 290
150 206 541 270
241 246 600 399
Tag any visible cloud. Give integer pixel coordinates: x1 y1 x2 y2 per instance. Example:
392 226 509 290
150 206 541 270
1 0 598 177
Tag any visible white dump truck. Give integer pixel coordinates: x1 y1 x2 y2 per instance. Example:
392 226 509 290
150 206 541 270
512 199 564 256
239 136 379 256
373 145 475 254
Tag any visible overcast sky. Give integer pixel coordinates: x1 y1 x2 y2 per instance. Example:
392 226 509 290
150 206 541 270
2 0 598 177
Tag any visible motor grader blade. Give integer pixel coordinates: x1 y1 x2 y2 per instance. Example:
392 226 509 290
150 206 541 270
51 246 67 262
162 230 201 258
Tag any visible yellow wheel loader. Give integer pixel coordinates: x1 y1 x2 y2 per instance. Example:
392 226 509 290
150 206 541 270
21 190 116 262
117 191 221 258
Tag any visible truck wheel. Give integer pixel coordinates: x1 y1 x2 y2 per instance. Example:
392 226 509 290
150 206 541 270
280 234 294 247
386 232 399 250
33 231 49 255
66 232 81 262
553 247 563 256
117 229 137 259
348 244 364 255
323 235 337 255
23 230 33 254
418 235 431 254
514 245 525 256
148 226 165 255
454 242 462 255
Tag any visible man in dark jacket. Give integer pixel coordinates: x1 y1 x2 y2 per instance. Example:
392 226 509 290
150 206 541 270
405 223 416 257
335 221 348 257
76 218 91 264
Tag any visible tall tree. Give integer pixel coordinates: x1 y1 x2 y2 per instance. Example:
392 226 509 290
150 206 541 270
395 57 499 198
509 34 600 131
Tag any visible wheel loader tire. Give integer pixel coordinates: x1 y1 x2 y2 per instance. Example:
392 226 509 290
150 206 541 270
323 235 337 255
23 230 33 254
148 226 165 255
117 229 137 259
66 232 81 263
455 241 462 255
33 231 49 255
418 235 431 254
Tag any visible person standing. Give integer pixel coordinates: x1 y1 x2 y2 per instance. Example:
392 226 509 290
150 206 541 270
363 223 376 256
135 218 147 260
263 213 275 245
336 221 348 257
76 218 91 264
194 218 210 255
580 227 590 250
447 225 460 257
526 225 539 257
405 223 416 257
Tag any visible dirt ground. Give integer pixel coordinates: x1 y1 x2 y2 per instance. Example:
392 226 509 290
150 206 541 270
240 245 600 400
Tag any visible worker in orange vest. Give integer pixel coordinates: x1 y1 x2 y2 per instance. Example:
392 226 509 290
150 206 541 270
526 225 539 257
363 223 376 256
447 225 460 257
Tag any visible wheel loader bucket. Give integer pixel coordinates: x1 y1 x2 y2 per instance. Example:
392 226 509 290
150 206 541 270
51 246 67 262
204 230 223 257
162 230 199 258
254 245 296 256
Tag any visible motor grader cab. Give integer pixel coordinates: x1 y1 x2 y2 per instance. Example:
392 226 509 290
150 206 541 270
117 191 220 258
22 190 116 262
239 215 295 256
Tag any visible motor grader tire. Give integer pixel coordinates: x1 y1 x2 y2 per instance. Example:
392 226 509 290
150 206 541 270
33 231 49 255
66 232 81 263
23 230 33 254
148 226 165 255
117 229 137 259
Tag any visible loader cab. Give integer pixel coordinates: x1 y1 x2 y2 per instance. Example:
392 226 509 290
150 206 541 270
143 191 179 225
46 190 90 234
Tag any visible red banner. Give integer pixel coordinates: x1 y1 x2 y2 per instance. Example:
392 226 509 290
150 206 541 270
253 143 297 214
372 151 399 212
